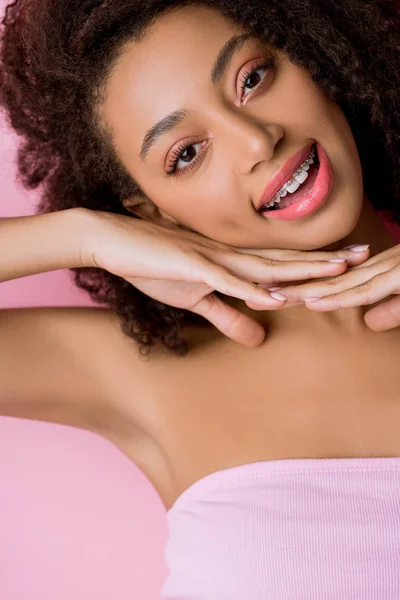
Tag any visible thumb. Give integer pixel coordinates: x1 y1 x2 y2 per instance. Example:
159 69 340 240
364 295 400 332
190 292 266 347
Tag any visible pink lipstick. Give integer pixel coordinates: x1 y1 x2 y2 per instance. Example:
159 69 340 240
259 142 334 221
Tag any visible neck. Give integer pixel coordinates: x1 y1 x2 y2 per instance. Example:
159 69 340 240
322 195 395 256
229 196 398 336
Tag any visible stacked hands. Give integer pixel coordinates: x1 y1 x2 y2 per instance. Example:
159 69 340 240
246 243 400 329
83 211 400 347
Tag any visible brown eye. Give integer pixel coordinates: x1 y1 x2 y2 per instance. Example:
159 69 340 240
166 141 205 177
181 146 196 163
239 57 275 101
245 70 263 90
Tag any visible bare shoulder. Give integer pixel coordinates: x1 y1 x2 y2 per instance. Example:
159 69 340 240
0 306 152 444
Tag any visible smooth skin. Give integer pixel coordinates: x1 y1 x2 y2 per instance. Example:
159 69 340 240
99 4 398 335
83 210 369 346
2 4 400 512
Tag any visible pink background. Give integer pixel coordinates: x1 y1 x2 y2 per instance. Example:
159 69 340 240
1 3 400 599
0 3 168 595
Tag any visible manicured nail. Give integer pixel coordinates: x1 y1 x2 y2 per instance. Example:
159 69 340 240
267 286 282 291
304 297 321 302
270 292 288 301
328 258 347 263
344 244 370 252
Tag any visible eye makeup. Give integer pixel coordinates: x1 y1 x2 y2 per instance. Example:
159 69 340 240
165 55 276 178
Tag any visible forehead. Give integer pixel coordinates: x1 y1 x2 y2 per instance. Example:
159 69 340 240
107 4 240 91
100 5 241 156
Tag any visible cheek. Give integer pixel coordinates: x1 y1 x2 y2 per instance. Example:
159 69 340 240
159 161 240 222
154 180 246 241
273 67 362 181
271 64 337 133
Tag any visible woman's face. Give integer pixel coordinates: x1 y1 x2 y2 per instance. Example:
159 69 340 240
100 4 364 250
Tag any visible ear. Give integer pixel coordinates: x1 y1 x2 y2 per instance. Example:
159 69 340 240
122 193 179 229
122 193 193 232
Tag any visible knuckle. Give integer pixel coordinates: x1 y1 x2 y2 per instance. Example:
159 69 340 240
223 271 256 292
277 249 297 257
334 249 348 258
326 274 346 286
354 280 371 294
249 280 262 292
262 257 280 267
221 271 237 286
192 292 215 315
224 311 242 336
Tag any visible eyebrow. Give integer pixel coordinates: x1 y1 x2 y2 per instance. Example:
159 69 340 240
139 33 255 162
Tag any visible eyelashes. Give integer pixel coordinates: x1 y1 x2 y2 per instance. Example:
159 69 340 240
165 55 275 178
165 140 206 177
238 56 275 101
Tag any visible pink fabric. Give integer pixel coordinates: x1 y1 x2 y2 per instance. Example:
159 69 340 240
161 457 400 599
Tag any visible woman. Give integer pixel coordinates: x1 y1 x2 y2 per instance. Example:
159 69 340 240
1 0 400 597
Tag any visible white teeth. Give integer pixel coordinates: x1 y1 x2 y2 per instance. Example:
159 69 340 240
293 169 308 184
261 146 317 210
285 179 301 193
279 152 314 194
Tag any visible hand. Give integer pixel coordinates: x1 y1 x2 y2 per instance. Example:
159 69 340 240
81 211 370 346
272 244 400 331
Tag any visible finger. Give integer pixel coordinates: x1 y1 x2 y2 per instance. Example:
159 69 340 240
276 260 395 303
190 292 266 347
349 243 400 268
245 298 304 310
302 268 400 311
364 295 400 331
229 245 370 267
212 251 350 285
201 260 288 308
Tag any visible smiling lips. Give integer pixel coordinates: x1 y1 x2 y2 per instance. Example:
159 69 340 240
258 142 334 221
258 144 314 211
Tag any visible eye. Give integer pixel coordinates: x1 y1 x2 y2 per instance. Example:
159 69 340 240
164 57 275 179
166 140 206 177
239 56 275 102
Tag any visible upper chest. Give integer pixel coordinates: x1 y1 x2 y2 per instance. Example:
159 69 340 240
111 324 400 510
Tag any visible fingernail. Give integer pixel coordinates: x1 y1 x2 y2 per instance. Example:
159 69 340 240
304 297 321 302
344 244 370 252
328 258 347 263
267 286 282 291
270 292 288 301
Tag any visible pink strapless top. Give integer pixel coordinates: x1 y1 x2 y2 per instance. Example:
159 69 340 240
160 457 400 599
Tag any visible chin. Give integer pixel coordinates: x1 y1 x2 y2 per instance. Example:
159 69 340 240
285 189 364 251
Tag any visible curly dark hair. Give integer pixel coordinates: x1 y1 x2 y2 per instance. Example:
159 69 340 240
0 0 399 357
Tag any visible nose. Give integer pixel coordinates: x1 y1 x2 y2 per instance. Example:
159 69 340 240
220 112 284 175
